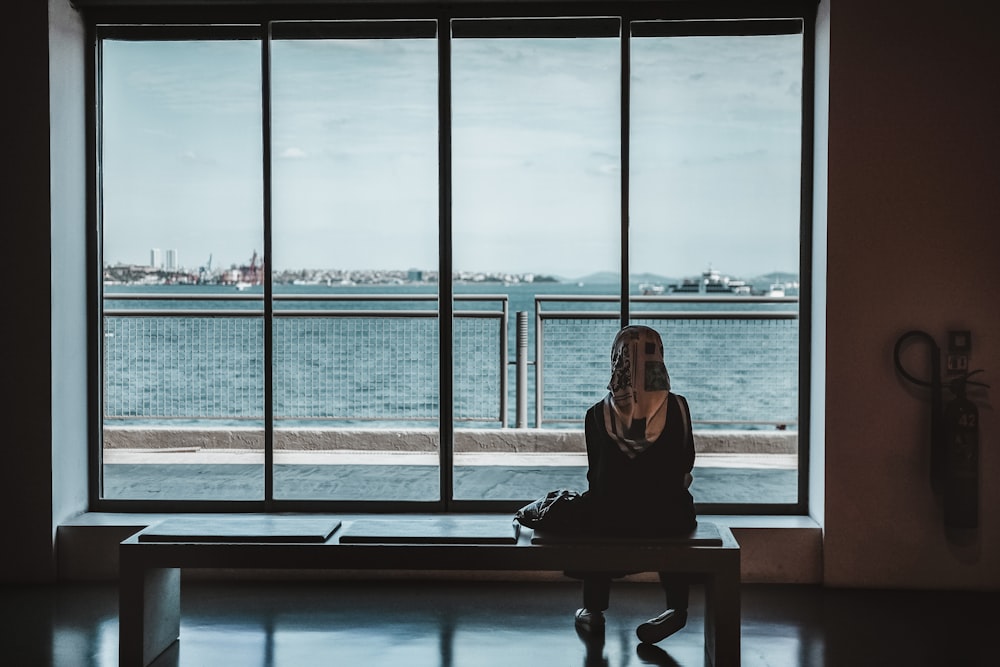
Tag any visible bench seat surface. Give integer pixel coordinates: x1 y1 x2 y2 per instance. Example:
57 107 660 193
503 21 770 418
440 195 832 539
139 516 342 543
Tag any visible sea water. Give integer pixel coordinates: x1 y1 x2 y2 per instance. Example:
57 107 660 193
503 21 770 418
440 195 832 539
103 282 799 431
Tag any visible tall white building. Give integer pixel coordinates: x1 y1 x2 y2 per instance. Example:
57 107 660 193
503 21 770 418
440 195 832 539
165 249 178 270
150 248 162 268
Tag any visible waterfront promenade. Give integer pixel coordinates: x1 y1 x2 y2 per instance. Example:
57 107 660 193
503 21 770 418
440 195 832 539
101 425 797 502
102 449 797 503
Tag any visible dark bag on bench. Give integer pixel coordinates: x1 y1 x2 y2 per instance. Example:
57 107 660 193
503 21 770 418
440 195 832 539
515 489 591 533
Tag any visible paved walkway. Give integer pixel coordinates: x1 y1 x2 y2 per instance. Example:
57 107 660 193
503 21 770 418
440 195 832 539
103 450 797 504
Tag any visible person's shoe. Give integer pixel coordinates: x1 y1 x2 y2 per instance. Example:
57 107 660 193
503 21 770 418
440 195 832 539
575 608 606 634
636 609 687 644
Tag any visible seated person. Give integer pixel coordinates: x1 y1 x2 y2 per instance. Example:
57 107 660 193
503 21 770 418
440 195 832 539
570 325 697 645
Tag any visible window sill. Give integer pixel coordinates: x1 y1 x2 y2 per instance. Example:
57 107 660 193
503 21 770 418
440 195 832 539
58 512 822 583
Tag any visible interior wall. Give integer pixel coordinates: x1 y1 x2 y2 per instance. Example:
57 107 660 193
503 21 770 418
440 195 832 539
4 1 58 583
1 0 89 585
7 0 999 589
824 0 1000 588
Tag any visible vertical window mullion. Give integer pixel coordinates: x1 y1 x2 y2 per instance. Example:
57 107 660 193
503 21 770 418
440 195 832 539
439 19 455 509
261 23 275 507
91 29 105 507
620 18 630 327
796 10 817 513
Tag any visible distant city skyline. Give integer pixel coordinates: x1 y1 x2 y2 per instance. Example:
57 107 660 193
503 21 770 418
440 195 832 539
100 31 803 280
109 248 797 285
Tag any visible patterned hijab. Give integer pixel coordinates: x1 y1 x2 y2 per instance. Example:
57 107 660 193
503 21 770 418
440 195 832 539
602 325 671 458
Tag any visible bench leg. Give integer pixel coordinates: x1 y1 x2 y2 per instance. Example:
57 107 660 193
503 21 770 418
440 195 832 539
703 565 741 667
119 560 180 667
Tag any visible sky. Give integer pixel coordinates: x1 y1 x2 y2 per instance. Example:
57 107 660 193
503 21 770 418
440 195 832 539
101 26 803 281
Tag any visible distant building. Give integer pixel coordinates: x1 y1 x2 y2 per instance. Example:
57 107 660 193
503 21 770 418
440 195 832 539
165 249 178 270
407 268 424 282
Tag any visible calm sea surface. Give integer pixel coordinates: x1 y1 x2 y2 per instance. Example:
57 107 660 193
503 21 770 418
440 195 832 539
103 282 799 430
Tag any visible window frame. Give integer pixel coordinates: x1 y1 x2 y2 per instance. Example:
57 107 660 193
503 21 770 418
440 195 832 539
84 0 818 515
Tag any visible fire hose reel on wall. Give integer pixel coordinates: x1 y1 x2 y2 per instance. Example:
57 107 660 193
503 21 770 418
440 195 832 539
893 329 989 545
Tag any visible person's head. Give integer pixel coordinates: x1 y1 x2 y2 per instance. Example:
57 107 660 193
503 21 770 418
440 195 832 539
603 325 671 453
608 325 670 398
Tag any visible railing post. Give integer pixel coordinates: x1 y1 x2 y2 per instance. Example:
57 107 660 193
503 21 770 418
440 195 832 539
499 298 509 428
535 299 543 428
516 311 528 428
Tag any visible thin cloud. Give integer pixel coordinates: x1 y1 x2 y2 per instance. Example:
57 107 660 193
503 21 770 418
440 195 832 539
280 147 308 159
180 150 217 165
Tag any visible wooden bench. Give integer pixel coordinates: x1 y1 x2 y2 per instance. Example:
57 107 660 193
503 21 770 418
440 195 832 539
119 514 740 666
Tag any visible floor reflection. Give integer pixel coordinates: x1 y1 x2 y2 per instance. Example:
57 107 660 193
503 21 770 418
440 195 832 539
11 581 998 666
140 581 776 667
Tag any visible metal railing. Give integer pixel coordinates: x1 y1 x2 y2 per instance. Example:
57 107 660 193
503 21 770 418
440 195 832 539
104 291 798 429
533 295 799 428
103 293 509 425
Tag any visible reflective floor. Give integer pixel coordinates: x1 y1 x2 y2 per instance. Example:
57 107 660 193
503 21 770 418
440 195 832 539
3 580 995 666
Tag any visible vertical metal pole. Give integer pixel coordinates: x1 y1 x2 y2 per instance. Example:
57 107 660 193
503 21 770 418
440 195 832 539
515 311 528 428
500 299 508 427
535 300 543 428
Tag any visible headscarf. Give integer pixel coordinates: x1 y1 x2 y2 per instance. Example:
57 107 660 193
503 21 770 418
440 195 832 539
602 325 671 458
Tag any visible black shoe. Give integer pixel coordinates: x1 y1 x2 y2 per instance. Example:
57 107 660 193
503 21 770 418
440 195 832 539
636 609 687 644
575 608 606 634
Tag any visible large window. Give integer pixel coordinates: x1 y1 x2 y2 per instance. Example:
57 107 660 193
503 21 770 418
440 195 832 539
91 2 814 513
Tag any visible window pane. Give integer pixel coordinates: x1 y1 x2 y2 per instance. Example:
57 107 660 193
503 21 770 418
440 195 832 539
629 30 803 505
451 24 621 501
100 38 265 501
269 28 440 501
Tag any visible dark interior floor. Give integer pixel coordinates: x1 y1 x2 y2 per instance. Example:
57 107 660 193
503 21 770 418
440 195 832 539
3 579 995 667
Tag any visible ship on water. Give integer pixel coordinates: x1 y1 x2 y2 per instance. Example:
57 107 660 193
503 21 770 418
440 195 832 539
666 267 752 295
